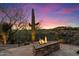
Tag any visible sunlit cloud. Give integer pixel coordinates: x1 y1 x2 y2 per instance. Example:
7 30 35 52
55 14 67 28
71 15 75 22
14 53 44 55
40 17 70 29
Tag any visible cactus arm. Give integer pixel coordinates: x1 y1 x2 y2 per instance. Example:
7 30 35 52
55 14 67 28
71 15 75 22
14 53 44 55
35 22 39 25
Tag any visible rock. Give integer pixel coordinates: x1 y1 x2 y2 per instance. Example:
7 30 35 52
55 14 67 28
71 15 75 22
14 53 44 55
76 50 79 54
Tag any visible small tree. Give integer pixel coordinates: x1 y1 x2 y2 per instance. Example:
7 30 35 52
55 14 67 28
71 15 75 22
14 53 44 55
0 8 28 45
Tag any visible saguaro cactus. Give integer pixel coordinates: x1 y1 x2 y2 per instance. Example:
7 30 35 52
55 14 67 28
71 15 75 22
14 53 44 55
29 8 39 42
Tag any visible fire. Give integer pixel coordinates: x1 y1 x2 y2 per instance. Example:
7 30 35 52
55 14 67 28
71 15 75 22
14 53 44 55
39 36 48 45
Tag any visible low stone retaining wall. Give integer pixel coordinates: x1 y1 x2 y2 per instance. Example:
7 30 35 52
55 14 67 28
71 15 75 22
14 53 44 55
33 41 60 56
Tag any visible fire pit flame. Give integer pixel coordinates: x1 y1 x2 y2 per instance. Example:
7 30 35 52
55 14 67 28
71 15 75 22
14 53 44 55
39 36 47 45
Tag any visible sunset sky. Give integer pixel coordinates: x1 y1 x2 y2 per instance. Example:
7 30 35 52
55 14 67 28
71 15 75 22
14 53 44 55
0 3 79 29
